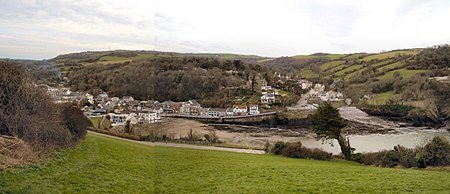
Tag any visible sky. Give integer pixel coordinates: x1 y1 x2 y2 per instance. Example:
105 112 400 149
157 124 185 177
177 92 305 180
1 0 450 59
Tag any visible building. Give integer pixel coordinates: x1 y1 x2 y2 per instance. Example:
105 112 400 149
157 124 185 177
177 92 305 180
233 104 248 115
261 93 276 103
109 113 127 126
226 108 234 116
261 85 272 90
180 100 202 115
249 105 260 115
207 108 227 117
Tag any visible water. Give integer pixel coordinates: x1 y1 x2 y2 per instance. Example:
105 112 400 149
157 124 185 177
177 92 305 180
299 129 450 155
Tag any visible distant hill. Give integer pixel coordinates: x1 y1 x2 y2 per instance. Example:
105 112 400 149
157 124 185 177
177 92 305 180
49 50 268 72
20 45 450 125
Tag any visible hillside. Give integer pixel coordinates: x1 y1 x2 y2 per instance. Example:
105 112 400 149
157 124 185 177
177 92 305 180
261 46 449 125
49 50 268 74
2 132 450 193
65 56 280 108
14 45 449 124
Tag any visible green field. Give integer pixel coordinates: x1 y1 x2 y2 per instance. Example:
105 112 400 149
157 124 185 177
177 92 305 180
367 91 397 105
319 60 343 71
2 133 450 193
377 69 429 80
361 50 420 61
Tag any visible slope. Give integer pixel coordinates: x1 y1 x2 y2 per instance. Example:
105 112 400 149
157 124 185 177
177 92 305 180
1 132 450 193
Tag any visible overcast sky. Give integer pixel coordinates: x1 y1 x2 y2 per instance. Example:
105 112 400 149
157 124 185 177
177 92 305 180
1 0 450 59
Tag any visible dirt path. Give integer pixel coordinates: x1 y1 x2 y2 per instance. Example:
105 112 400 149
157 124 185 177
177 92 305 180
88 131 265 154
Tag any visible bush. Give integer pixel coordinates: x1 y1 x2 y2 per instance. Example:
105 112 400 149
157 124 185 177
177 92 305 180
0 62 71 150
204 129 219 143
357 136 450 168
272 141 288 155
60 104 90 143
417 136 450 167
269 141 332 160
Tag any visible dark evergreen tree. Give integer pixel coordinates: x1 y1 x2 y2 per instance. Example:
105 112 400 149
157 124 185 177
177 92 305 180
311 103 352 160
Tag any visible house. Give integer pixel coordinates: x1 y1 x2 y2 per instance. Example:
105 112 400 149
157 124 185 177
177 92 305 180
161 101 181 113
233 104 248 115
226 108 234 116
249 105 260 115
109 113 127 126
111 97 120 102
261 93 276 103
141 112 159 123
85 93 94 100
123 96 134 103
314 84 325 92
98 92 108 99
153 107 164 114
126 113 138 125
180 100 202 115
207 108 227 117
308 89 319 97
261 85 272 90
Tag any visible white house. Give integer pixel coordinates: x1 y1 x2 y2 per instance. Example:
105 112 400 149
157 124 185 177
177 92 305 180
98 92 108 99
233 104 248 115
249 105 260 115
207 108 227 117
261 85 272 90
226 108 234 116
85 93 94 100
123 96 134 103
109 113 127 126
142 112 159 123
261 93 276 103
313 84 325 92
300 80 312 90
180 100 202 115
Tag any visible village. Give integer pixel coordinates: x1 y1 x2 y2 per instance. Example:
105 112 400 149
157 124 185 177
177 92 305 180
40 74 346 128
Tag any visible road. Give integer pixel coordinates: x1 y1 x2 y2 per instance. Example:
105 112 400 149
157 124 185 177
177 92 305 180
89 131 265 154
287 94 308 111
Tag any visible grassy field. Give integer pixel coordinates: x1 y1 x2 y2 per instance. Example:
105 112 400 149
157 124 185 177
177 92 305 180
377 69 429 80
367 91 397 105
361 50 420 61
2 133 450 193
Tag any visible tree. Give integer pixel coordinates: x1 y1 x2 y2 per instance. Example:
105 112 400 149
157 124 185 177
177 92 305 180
124 120 132 133
311 103 352 160
60 103 90 143
0 62 71 149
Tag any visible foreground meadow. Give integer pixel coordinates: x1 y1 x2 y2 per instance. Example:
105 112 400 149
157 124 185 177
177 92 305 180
1 132 450 193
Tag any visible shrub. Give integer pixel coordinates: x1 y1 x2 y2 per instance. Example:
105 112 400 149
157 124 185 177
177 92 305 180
204 129 219 143
280 142 303 158
60 104 90 143
272 141 287 155
417 136 450 167
0 62 71 150
270 141 332 160
357 136 450 168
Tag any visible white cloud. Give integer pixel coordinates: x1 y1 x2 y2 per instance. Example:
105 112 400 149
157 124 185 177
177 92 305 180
0 0 449 59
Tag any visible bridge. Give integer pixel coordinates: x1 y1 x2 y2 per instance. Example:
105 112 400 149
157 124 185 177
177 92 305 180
162 112 277 123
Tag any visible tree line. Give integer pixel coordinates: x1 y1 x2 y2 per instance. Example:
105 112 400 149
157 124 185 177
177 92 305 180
67 57 274 107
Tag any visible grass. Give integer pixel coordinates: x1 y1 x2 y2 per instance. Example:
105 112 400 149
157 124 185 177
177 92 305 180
367 91 397 105
379 61 406 71
377 69 429 80
319 60 343 71
361 50 420 61
297 69 320 79
2 133 450 193
334 64 363 77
